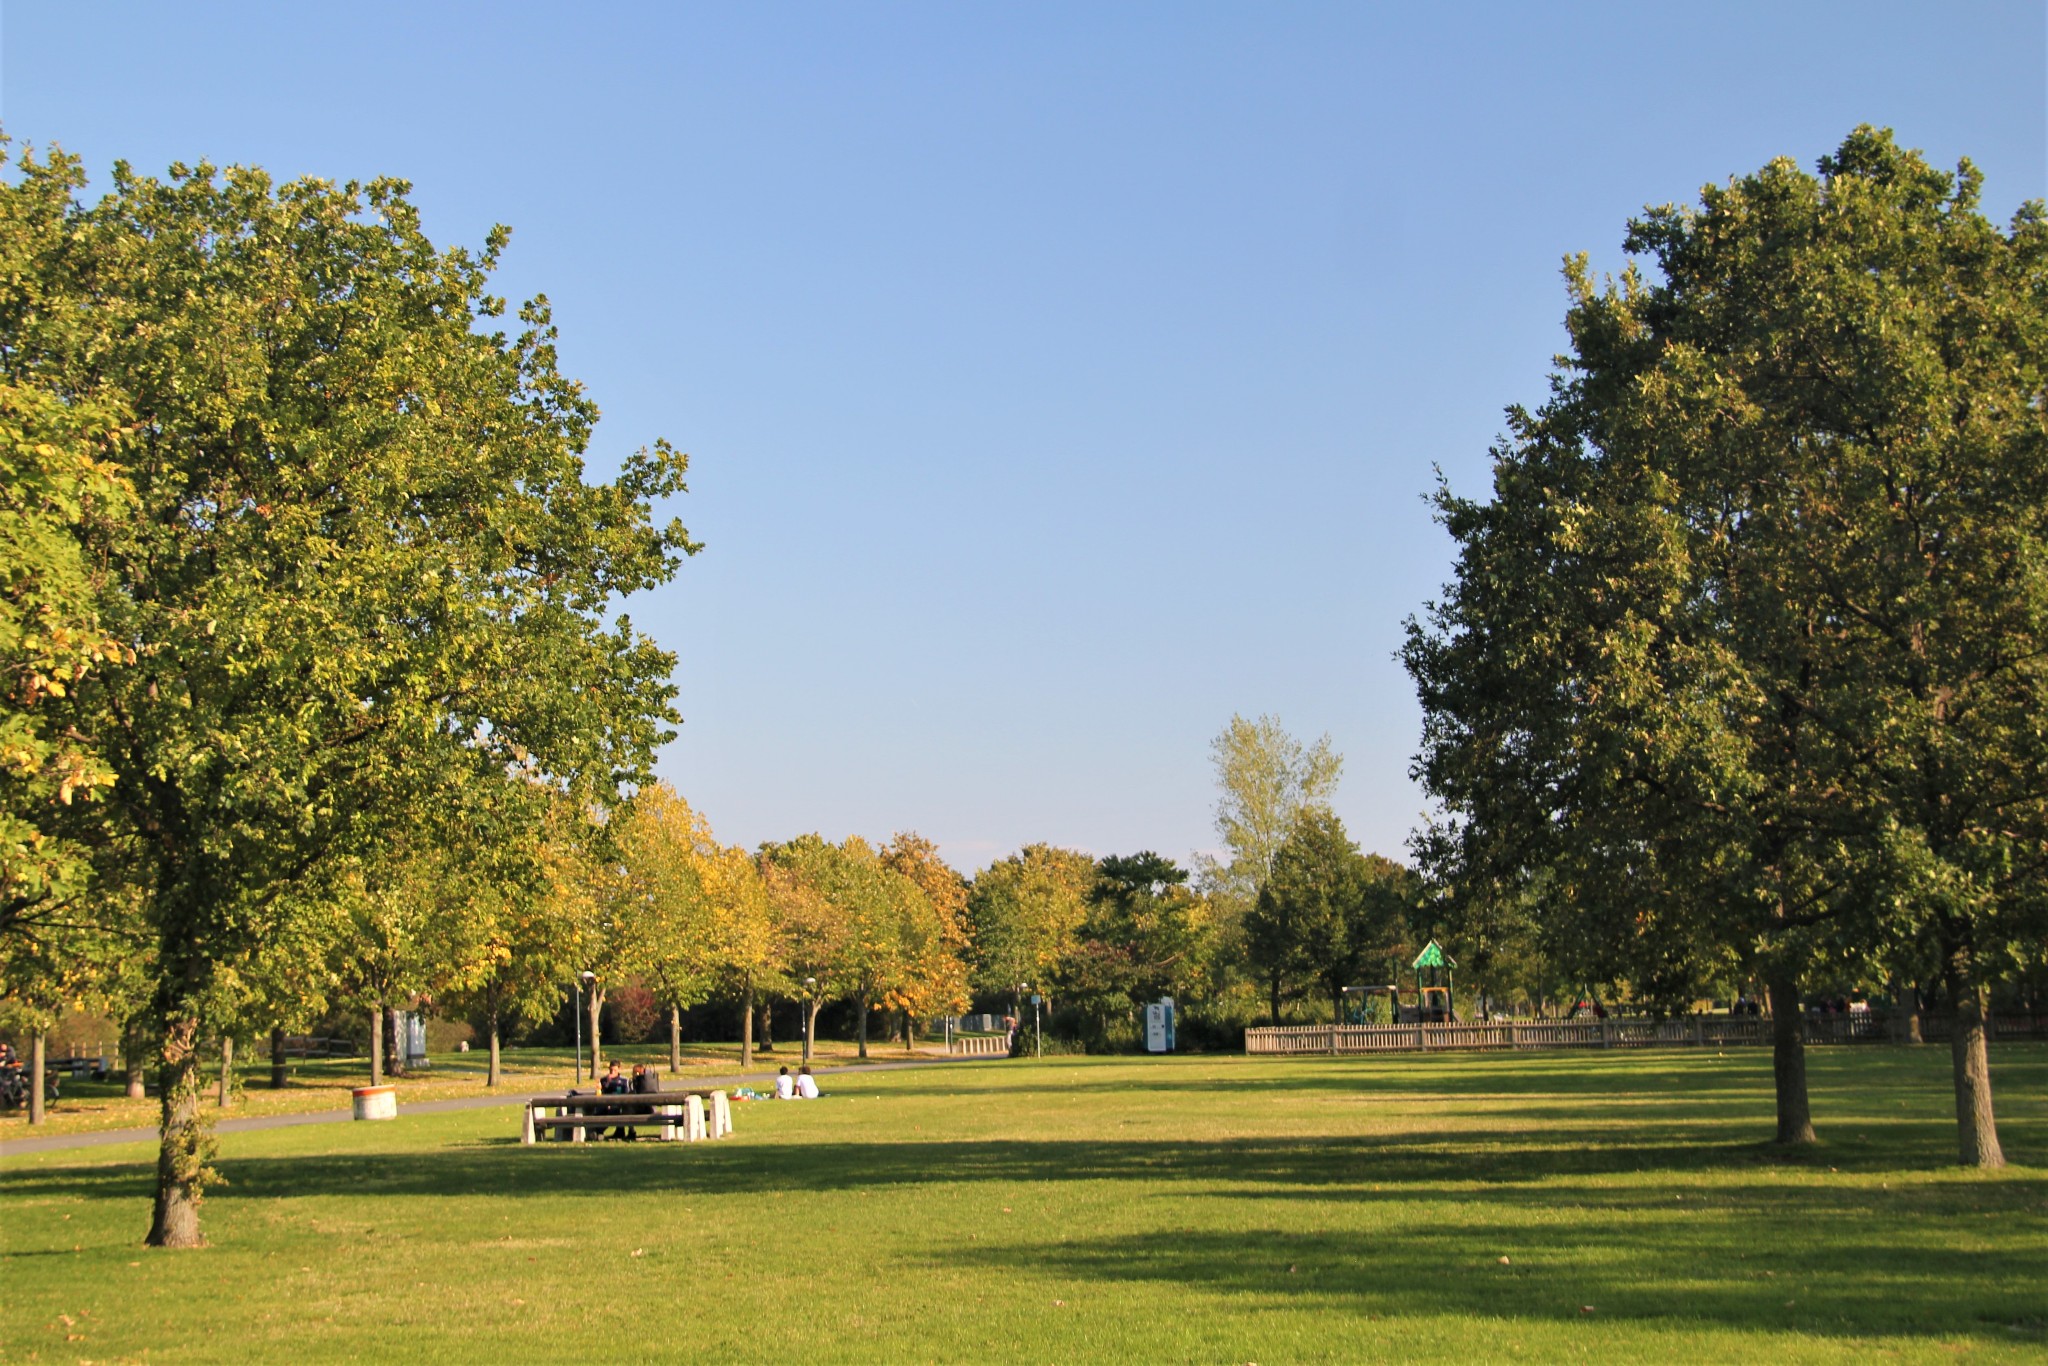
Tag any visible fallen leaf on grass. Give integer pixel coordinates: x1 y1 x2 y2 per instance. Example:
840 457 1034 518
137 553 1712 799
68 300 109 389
1579 1306 1595 1315
631 1248 646 1258
1498 1256 1511 1265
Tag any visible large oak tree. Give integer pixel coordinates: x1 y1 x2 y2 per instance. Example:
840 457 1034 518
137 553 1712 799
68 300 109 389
1 147 696 1242
1406 128 2047 1165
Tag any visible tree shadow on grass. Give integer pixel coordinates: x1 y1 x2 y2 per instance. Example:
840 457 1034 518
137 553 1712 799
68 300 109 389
935 1209 2048 1346
14 1116 2038 1208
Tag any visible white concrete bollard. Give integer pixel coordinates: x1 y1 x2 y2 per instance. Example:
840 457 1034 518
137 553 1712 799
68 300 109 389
711 1090 732 1138
351 1085 398 1121
683 1094 707 1142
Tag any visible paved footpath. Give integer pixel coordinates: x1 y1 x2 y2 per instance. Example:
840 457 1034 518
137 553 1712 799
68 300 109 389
0 1054 988 1160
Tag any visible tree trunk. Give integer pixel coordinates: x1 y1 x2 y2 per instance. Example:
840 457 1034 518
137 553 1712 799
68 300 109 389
147 1017 208 1248
804 998 820 1066
903 1011 916 1052
217 1034 234 1108
369 998 385 1086
759 997 774 1053
1270 974 1282 1028
1332 983 1343 1025
384 1006 405 1078
269 1027 287 1089
669 1004 683 1072
1766 972 1815 1145
28 1028 46 1125
1889 976 1923 1044
124 1019 147 1099
1945 962 2005 1169
586 988 604 1079
740 977 755 1069
486 1009 502 1089
857 992 870 1059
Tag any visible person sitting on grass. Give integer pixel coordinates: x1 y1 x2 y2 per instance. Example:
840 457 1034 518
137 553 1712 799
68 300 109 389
796 1065 820 1100
775 1065 795 1100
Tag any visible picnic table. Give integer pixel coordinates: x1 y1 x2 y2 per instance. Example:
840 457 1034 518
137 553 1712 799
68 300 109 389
521 1087 733 1144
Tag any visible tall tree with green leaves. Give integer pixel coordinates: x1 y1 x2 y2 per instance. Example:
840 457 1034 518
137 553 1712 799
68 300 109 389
612 783 720 1069
965 843 1096 1008
1198 714 1342 920
0 146 696 1244
1406 127 2048 1165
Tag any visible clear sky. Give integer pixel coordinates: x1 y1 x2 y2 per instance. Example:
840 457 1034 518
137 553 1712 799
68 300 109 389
4 3 2043 872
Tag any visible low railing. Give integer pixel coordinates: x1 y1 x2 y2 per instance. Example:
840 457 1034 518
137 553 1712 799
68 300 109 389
279 1034 359 1058
948 1033 1009 1057
1244 1012 2048 1055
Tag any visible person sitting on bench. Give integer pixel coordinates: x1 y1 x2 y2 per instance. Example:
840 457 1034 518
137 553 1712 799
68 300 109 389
599 1061 631 1140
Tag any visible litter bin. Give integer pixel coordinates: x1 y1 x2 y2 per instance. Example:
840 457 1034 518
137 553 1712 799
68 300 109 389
351 1085 398 1121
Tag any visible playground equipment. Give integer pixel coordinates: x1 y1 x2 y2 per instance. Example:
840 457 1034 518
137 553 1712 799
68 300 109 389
1410 939 1457 1023
1341 942 1460 1025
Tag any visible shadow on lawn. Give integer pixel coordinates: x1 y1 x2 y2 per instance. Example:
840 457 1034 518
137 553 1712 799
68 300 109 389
22 1119 2038 1207
17 1131 2044 1345
941 1211 2048 1344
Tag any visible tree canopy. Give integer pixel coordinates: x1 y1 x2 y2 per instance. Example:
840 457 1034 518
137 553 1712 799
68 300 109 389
0 144 698 1243
1405 126 2048 1165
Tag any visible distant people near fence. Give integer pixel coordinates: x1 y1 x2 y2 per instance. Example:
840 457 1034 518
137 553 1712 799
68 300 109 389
776 1066 794 1100
796 1066 820 1099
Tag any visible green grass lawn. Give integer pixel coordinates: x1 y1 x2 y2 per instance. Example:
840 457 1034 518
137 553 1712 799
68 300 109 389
1 1039 918 1138
4 1046 2044 1363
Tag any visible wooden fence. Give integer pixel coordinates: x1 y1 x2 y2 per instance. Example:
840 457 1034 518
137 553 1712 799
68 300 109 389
1244 1012 2048 1055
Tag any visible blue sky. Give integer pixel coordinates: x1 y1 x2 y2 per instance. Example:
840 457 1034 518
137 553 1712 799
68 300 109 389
5 3 2043 872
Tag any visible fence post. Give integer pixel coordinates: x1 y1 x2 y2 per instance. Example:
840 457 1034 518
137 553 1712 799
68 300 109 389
1602 1019 1615 1049
1692 1016 1704 1047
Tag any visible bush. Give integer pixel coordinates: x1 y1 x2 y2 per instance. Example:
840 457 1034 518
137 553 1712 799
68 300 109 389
606 982 662 1044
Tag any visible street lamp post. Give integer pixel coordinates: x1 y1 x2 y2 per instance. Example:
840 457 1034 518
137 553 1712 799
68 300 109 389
580 971 598 1080
802 977 817 1066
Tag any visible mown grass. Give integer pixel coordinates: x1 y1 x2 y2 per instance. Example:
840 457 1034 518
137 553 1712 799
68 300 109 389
1 1039 915 1138
3 1046 2044 1363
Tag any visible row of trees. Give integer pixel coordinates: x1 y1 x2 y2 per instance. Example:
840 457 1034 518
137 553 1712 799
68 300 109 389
1404 128 2048 1169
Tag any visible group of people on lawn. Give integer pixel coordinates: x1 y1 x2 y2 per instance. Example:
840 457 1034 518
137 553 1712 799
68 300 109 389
774 1065 820 1100
584 1057 817 1139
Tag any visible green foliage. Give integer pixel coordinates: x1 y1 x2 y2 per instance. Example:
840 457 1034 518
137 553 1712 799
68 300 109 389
1245 810 1416 1023
1406 126 2048 1152
0 378 131 957
965 843 1096 996
1196 713 1342 917
0 142 696 1239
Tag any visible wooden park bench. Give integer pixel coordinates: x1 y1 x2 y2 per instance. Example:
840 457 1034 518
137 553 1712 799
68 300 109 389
521 1087 733 1145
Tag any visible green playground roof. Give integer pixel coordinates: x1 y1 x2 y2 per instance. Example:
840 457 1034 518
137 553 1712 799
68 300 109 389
1412 939 1456 970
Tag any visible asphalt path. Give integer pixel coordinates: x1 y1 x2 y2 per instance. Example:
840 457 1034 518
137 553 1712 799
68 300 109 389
0 1053 992 1159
